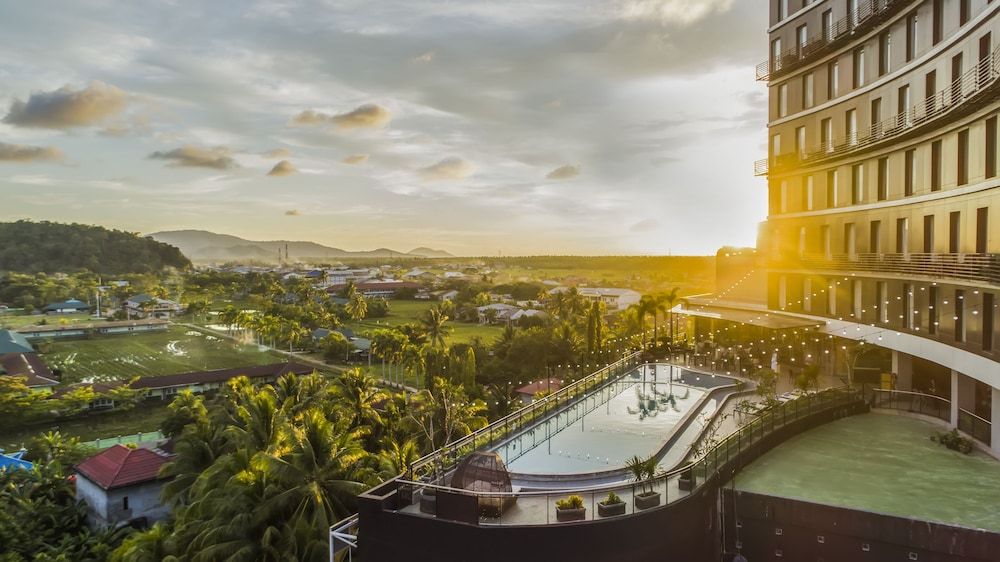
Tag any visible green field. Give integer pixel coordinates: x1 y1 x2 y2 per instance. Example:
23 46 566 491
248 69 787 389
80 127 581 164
346 300 504 345
44 326 284 384
0 401 172 450
0 312 98 330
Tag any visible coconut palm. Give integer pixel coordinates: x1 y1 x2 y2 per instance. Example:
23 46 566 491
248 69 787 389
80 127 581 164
420 306 451 349
377 436 421 478
346 289 368 321
333 368 387 431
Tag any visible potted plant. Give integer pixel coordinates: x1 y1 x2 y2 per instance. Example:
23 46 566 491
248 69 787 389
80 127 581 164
555 494 586 522
598 491 626 517
626 455 661 510
678 467 694 491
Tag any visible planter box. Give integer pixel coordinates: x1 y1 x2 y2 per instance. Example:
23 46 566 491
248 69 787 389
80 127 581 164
678 471 694 492
419 492 437 515
635 492 661 510
556 507 587 522
598 501 626 517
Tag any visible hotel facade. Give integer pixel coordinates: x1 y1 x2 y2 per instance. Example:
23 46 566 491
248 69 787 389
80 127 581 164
757 0 1000 455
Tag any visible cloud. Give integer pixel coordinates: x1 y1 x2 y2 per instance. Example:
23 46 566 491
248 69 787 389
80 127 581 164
263 148 292 158
616 0 736 25
0 142 64 163
413 51 435 63
290 103 391 129
285 209 302 216
630 218 658 232
3 81 128 129
149 145 237 169
268 160 297 176
342 154 369 165
419 157 476 181
546 164 580 180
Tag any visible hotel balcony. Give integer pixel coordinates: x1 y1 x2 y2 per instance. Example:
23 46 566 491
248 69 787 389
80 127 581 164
771 252 1000 286
756 0 908 82
759 45 1000 176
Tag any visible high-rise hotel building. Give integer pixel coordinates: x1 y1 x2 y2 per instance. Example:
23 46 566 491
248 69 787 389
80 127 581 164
755 0 999 454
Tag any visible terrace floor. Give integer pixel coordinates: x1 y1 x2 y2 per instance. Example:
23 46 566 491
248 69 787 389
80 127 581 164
734 413 1000 532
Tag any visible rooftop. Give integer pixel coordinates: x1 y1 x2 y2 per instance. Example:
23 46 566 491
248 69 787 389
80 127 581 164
735 413 1000 532
0 330 35 354
75 444 172 490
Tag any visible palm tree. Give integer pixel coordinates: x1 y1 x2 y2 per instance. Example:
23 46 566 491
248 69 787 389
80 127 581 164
333 368 387 431
377 436 421 478
420 306 451 349
408 377 487 451
346 289 368 322
660 287 680 345
401 344 426 389
635 295 658 351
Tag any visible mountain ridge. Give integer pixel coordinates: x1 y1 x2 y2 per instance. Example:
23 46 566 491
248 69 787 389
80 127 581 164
147 230 454 262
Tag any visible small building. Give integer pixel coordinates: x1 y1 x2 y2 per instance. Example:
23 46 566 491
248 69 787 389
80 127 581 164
547 287 642 311
510 309 548 324
0 330 58 393
17 318 170 340
514 378 563 404
326 280 421 299
130 362 314 400
125 294 183 319
42 299 91 315
439 290 460 302
74 445 173 528
476 303 523 324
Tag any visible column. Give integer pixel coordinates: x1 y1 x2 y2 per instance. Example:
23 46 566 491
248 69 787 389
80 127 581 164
992 386 1000 457
950 370 960 428
891 350 913 391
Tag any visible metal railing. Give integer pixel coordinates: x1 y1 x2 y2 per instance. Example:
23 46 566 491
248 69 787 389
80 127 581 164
393 386 862 527
959 408 993 445
870 388 951 422
754 158 769 177
762 41 1000 174
757 0 909 81
774 253 1000 285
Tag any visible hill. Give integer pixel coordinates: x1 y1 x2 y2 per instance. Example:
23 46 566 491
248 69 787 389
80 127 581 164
147 230 453 262
0 221 191 274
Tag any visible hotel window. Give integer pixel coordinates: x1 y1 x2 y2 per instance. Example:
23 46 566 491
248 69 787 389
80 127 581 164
851 163 864 203
870 220 882 254
958 129 969 186
906 13 918 62
932 0 943 45
803 279 813 312
778 276 788 309
961 0 971 26
771 38 783 72
853 47 866 88
984 293 995 351
828 61 839 99
877 157 888 200
806 175 815 210
871 97 882 136
828 279 837 315
955 289 966 342
772 134 782 157
849 0 859 27
778 0 788 20
977 207 989 253
952 53 964 101
923 214 935 252
929 285 939 334
898 85 911 127
903 283 913 329
925 70 937 114
877 281 889 324
879 32 891 76
979 33 992 87
796 126 806 155
797 24 808 57
822 118 833 152
823 9 834 42
949 211 961 253
798 226 807 256
931 140 942 191
778 84 788 117
896 217 909 255
826 169 838 207
852 280 863 318
987 116 998 179
803 73 815 108
780 180 788 213
844 222 857 257
846 109 857 146
822 225 832 258
904 149 916 195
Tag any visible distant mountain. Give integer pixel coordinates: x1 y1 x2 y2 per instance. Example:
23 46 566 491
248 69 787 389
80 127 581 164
147 230 453 262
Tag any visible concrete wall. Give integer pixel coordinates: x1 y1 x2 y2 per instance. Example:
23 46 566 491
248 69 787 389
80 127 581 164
76 474 169 528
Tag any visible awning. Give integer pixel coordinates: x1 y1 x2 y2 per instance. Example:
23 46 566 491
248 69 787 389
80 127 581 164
673 303 822 330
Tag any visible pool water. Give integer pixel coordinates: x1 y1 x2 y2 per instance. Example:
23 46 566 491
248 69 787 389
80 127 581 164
500 367 708 475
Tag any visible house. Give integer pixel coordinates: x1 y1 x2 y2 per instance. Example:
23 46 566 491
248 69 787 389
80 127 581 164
326 280 421 299
0 330 58 393
17 318 170 340
129 362 314 400
510 309 548 323
50 381 125 410
74 445 173 528
476 303 523 324
442 271 465 279
547 287 642 311
514 378 563 404
125 294 183 319
42 299 90 315
439 290 459 302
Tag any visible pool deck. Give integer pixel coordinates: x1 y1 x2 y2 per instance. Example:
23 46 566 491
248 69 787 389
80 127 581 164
734 413 1000 533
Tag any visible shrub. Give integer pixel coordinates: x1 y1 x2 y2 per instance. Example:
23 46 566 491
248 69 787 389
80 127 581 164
556 495 585 510
603 491 622 505
930 429 974 454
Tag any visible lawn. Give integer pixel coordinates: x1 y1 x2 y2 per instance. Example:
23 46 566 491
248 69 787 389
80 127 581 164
0 401 172 450
345 300 504 345
0 312 98 330
43 325 285 384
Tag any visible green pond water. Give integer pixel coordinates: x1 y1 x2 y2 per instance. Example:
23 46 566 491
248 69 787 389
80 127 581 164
735 413 1000 532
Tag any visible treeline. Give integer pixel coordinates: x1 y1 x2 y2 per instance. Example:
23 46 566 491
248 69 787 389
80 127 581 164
0 221 191 274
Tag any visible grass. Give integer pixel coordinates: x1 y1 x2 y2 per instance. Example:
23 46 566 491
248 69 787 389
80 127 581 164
0 312 99 330
345 300 504 345
42 325 285 384
0 401 172 450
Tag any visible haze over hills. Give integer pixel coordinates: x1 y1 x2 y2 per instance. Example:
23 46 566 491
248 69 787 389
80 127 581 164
147 230 455 262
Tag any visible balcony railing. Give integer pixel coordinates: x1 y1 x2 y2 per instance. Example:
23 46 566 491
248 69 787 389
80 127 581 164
959 408 993 446
773 253 1000 286
754 158 769 176
757 0 908 82
764 42 1000 175
871 388 951 423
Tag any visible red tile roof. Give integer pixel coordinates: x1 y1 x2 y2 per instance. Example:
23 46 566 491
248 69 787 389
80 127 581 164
75 445 171 490
515 378 563 396
0 353 58 388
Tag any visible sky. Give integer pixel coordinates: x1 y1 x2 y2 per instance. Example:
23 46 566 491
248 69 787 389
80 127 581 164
0 0 768 256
